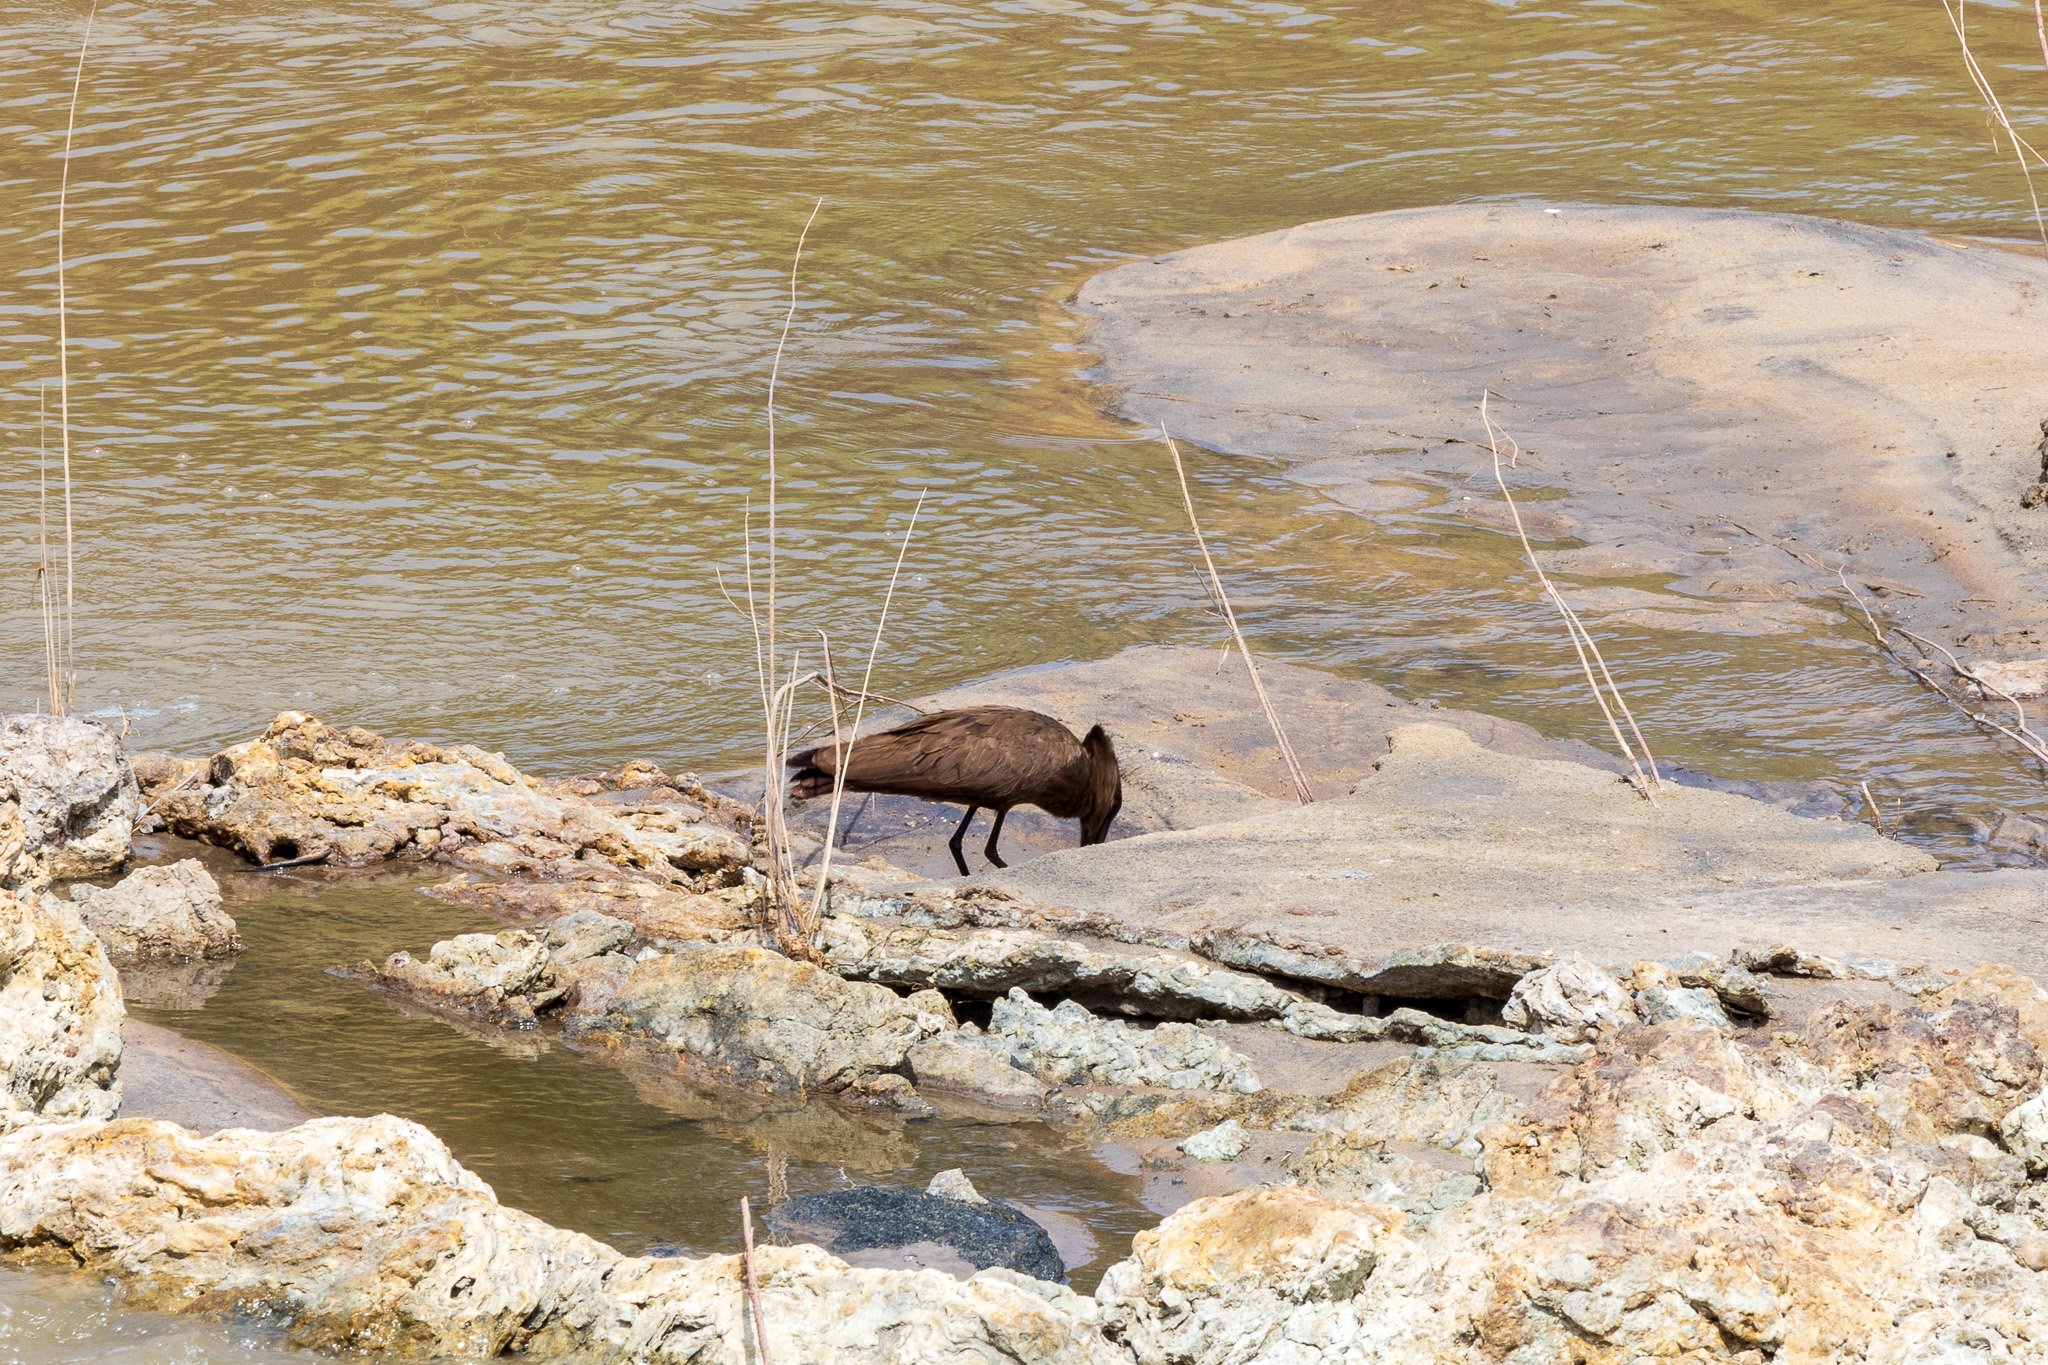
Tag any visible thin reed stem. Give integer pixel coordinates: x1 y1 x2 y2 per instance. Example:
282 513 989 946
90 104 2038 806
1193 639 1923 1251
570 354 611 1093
739 1197 773 1365
1159 429 1314 804
809 490 928 920
37 385 59 713
53 2 99 717
1943 0 2048 256
1480 393 1660 800
740 200 823 957
1838 568 2048 770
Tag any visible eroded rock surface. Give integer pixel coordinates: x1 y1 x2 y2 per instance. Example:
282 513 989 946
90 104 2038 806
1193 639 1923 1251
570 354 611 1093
568 943 933 1092
372 910 632 1027
144 713 749 880
0 714 139 886
0 1114 1119 1363
991 989 1261 1094
1096 965 2048 1362
0 888 121 1130
71 860 241 961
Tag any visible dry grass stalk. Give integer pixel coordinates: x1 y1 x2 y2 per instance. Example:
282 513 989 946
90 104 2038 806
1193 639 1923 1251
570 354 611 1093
1159 429 1314 804
730 203 928 957
47 3 98 717
37 385 61 713
1943 0 2048 255
1480 393 1661 801
807 489 928 922
739 1196 773 1365
740 200 824 959
1838 568 2048 769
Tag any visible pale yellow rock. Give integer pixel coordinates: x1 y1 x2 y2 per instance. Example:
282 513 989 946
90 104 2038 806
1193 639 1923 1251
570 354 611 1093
0 1114 1118 1363
1097 965 2048 1362
0 888 122 1130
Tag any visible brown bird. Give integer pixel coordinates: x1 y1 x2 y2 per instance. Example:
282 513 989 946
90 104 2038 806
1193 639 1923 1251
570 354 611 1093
787 706 1122 876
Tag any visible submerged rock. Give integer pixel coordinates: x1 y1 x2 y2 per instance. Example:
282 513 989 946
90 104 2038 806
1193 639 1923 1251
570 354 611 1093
70 860 240 961
0 714 140 887
0 888 122 1130
990 988 1261 1093
372 910 632 1026
1095 965 2048 1362
145 712 748 880
568 943 931 1092
907 1032 1051 1107
0 1114 1118 1363
766 1185 1066 1283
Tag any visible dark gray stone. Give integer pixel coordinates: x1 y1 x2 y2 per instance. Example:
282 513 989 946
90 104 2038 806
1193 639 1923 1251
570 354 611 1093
765 1186 1065 1283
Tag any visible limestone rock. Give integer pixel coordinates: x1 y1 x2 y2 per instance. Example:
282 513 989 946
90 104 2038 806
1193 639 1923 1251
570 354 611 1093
907 1033 1050 1107
0 1114 1120 1362
148 712 747 880
432 876 758 948
989 989 1261 1093
0 888 122 1129
823 917 1311 1022
70 860 240 960
570 944 929 1091
928 1168 987 1204
1096 965 2048 1362
2002 1092 2048 1175
0 714 140 886
1180 1118 1251 1162
379 931 562 1026
1095 1186 1383 1364
372 911 633 1027
1501 956 1635 1042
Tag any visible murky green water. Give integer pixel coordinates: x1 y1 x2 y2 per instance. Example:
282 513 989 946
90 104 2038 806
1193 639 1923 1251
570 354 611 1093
4 0 2048 1354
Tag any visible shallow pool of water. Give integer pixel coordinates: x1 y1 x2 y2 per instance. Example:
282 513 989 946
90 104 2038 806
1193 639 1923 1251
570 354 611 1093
131 843 1157 1287
0 1264 310 1365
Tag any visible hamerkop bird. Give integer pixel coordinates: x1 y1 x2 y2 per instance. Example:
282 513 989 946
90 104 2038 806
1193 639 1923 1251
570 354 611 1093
787 706 1122 876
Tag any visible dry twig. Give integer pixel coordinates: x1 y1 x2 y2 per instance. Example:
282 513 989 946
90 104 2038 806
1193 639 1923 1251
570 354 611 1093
740 1197 773 1365
50 3 99 716
741 201 824 958
808 490 928 919
1480 393 1661 800
1837 568 2048 769
1943 0 2048 256
1159 429 1313 804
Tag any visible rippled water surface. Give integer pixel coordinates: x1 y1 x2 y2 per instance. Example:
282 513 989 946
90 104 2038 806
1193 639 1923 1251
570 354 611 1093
5 1 2048 1354
0 0 2044 825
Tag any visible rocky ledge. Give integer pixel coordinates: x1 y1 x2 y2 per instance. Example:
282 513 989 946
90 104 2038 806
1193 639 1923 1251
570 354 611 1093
139 712 750 881
0 1114 1118 1364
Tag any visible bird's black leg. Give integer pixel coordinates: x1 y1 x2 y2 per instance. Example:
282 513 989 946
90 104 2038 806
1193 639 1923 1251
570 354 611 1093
983 807 1009 869
947 805 979 877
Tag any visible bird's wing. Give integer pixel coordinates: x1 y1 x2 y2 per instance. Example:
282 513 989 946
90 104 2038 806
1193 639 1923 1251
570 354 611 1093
797 707 1080 806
